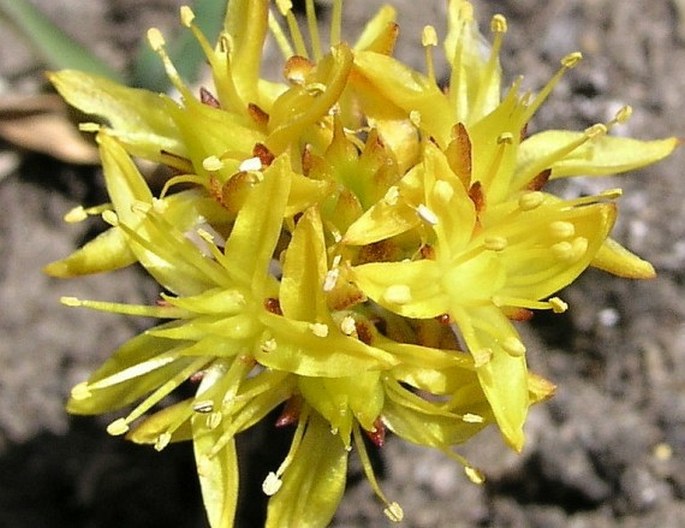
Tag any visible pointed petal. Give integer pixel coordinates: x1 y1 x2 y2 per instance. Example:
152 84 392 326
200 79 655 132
193 418 239 528
353 5 398 54
592 237 656 279
265 413 347 528
517 131 679 180
43 226 136 277
351 260 449 319
49 70 183 162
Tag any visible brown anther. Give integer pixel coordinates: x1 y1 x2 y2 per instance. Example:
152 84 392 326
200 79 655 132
420 244 435 260
468 181 486 213
355 320 374 345
200 87 221 108
208 176 227 208
292 212 303 225
524 168 551 191
189 371 205 383
283 55 314 85
358 240 398 264
506 307 534 321
435 313 451 325
275 396 302 427
446 122 472 189
363 417 386 447
264 297 283 315
252 143 275 167
248 103 269 127
301 144 314 177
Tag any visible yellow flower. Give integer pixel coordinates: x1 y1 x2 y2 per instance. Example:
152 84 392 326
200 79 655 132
45 0 677 526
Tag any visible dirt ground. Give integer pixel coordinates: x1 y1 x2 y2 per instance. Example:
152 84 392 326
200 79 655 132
1 0 684 526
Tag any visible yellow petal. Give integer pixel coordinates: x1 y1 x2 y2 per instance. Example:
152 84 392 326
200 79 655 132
592 237 656 279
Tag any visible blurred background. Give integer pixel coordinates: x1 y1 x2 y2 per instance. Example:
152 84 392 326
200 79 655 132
0 0 683 526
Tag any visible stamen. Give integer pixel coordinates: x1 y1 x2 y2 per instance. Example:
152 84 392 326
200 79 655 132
202 155 225 171
462 413 484 424
518 191 545 211
549 297 568 313
60 296 185 318
305 0 322 61
331 0 343 47
262 471 283 495
483 236 508 251
502 336 526 357
261 338 278 353
277 0 310 58
309 322 329 337
417 204 439 225
383 284 412 305
340 315 356 336
523 51 583 122
383 185 400 206
146 28 192 99
472 348 492 367
154 432 172 451
239 156 263 172
471 14 508 118
422 25 438 83
464 465 486 484
64 203 111 223
549 220 575 239
268 11 294 59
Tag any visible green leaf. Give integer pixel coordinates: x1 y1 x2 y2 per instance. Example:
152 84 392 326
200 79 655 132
0 0 123 82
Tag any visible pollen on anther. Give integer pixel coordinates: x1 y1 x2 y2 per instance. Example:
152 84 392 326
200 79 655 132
106 418 130 436
549 297 568 313
422 25 438 47
262 471 283 496
464 465 485 484
180 5 195 26
239 156 262 172
491 14 508 33
502 336 526 357
383 502 404 522
549 221 575 239
561 51 583 68
383 284 412 305
154 432 172 451
462 413 484 424
417 204 439 225
340 315 356 336
64 206 88 223
261 338 277 353
309 323 329 337
551 241 573 261
202 155 225 171
70 382 91 400
147 28 166 51
102 210 119 226
518 191 544 211
323 268 339 292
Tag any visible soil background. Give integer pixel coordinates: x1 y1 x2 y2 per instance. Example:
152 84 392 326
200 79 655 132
1 1 684 527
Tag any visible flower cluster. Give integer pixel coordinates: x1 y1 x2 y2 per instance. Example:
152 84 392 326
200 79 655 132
45 0 677 526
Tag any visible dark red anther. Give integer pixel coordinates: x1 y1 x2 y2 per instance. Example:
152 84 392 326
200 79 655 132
264 297 283 315
468 181 486 213
248 103 269 126
435 313 451 325
252 143 275 167
363 418 386 447
354 320 374 345
275 397 301 427
525 168 551 191
189 371 205 383
200 87 221 108
420 244 435 260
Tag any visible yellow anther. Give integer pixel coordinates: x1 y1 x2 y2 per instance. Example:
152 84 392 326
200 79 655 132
484 236 508 251
383 185 400 206
78 122 100 132
383 502 404 522
262 471 283 496
561 51 583 68
60 296 81 307
417 204 439 225
70 382 91 400
147 28 166 51
154 432 172 451
502 336 526 357
239 156 262 172
202 155 224 171
497 132 514 144
180 5 195 27
261 338 278 353
340 316 356 336
323 268 339 292
64 206 88 223
549 297 568 313
518 191 545 211
549 220 575 239
432 180 454 204
491 14 508 33
473 348 492 368
101 210 119 226
309 323 329 337
585 123 608 139
571 237 589 260
464 466 485 484
409 110 422 127
207 411 222 430
383 284 412 305
614 105 633 124
422 25 438 47
462 413 485 424
275 0 293 16
601 188 623 199
551 240 573 261
106 418 130 436
193 400 214 413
